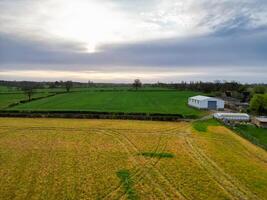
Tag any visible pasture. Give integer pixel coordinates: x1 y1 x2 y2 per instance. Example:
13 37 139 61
234 124 267 150
0 93 54 109
0 86 19 93
8 91 205 117
0 118 266 200
0 93 26 109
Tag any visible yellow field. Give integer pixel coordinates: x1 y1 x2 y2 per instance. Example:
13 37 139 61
0 118 266 200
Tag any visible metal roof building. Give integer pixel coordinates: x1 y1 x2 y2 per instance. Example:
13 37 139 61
188 95 224 110
213 113 250 122
253 117 267 128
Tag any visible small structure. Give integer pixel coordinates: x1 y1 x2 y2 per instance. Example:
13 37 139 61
253 117 267 128
213 112 250 122
188 95 224 110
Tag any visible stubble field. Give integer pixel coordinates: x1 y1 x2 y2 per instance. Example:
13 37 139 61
0 118 266 200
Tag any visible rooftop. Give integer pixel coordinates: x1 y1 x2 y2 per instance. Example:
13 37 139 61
255 117 267 123
189 95 222 101
214 113 250 117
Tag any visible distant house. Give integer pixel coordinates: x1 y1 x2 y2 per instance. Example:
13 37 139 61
188 95 224 110
253 117 267 128
213 113 250 122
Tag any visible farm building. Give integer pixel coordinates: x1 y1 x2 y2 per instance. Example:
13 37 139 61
253 117 267 128
213 113 250 122
188 95 224 110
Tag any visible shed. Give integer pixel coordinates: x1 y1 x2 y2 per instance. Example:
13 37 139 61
253 117 267 128
213 113 250 122
188 95 224 110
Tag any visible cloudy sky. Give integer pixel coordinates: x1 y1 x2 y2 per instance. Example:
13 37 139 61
0 0 266 83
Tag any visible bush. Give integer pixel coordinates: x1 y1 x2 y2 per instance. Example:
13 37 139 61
138 152 174 158
249 94 267 115
253 86 266 94
0 110 188 121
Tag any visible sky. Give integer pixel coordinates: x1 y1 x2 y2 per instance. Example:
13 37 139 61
0 0 267 83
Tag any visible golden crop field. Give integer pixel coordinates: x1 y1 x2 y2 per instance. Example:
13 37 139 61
0 118 266 200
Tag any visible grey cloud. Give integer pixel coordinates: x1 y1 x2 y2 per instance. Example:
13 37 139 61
99 31 267 68
0 0 266 83
199 0 267 33
1 29 267 70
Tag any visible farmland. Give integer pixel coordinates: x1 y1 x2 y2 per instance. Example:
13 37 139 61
234 124 267 150
0 118 266 200
0 86 58 109
0 93 26 109
8 91 205 117
0 93 56 110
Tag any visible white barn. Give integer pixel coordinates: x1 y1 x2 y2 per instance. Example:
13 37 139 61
188 95 224 110
214 113 250 122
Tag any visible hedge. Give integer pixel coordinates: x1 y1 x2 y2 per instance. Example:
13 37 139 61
0 110 195 121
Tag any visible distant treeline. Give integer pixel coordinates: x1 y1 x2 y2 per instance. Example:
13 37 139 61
1 80 266 91
1 80 266 115
1 79 266 100
0 80 89 89
0 80 138 89
167 81 244 93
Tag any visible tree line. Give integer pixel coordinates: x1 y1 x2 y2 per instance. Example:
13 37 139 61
0 80 266 115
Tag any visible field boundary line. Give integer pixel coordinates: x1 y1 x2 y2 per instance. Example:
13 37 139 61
185 136 260 200
109 130 188 200
0 126 182 134
100 130 168 200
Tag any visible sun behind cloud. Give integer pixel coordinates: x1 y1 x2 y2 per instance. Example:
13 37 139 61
0 0 210 53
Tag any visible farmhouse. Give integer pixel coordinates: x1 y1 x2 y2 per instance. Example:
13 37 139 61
188 95 224 110
213 112 250 122
253 117 267 128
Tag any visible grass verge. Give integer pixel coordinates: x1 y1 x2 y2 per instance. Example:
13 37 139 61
116 170 138 200
193 118 221 132
233 124 267 150
138 152 175 158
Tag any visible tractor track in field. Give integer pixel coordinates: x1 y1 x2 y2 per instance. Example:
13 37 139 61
4 124 265 147
239 145 267 164
2 123 264 157
100 130 168 200
116 130 188 200
185 134 267 161
2 124 249 143
0 126 177 135
184 136 260 200
1 122 265 199
168 125 262 200
102 129 187 200
0 129 17 139
110 133 175 200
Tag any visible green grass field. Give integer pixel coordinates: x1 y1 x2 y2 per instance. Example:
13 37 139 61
0 94 26 109
9 91 205 117
234 124 267 150
0 86 57 109
0 118 266 200
193 119 221 132
0 86 18 93
0 93 55 109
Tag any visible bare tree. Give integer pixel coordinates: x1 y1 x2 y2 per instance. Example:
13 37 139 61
65 81 73 92
22 86 35 101
88 80 94 88
133 79 142 90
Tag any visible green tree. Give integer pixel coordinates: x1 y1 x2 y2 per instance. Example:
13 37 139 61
249 94 267 115
65 81 73 92
22 86 35 101
133 79 142 90
253 86 266 94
